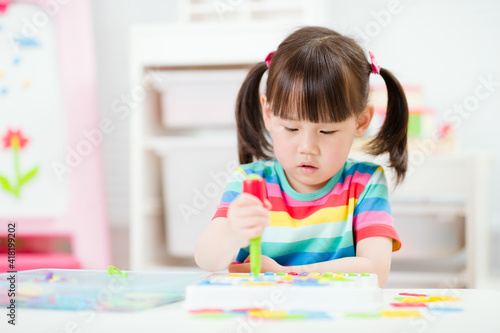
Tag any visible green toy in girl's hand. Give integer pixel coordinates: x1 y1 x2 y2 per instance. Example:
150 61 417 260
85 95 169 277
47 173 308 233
242 175 267 276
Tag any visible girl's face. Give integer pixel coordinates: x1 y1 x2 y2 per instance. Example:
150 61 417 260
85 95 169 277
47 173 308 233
262 96 373 194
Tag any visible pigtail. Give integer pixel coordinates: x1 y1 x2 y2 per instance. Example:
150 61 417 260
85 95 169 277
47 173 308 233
365 67 409 185
236 62 273 164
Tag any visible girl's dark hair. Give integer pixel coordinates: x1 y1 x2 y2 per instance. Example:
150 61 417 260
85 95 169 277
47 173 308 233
235 26 408 184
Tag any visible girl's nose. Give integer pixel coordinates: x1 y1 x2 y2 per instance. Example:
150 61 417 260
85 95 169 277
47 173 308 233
298 133 319 155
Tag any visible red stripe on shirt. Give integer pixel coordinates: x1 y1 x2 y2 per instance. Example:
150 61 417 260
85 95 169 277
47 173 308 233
355 224 402 251
267 182 366 219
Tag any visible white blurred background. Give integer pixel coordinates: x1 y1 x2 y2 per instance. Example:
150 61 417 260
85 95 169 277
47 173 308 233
89 0 500 288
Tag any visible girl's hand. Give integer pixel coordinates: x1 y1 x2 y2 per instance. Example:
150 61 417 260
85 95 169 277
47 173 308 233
228 255 282 273
227 193 271 248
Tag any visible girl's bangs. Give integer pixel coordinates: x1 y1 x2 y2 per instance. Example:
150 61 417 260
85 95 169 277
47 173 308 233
267 44 365 124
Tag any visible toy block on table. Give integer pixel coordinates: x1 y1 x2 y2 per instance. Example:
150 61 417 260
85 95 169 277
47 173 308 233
184 272 382 312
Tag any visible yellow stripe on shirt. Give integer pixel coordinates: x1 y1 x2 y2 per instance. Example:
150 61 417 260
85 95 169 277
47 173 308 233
270 197 357 228
235 167 247 177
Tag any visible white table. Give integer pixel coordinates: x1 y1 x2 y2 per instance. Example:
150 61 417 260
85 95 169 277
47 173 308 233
3 289 499 332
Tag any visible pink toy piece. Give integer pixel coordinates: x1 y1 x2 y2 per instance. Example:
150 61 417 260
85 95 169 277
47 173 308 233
399 292 428 297
188 309 224 314
390 302 428 308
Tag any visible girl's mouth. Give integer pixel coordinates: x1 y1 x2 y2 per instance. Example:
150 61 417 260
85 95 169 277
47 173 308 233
299 164 318 174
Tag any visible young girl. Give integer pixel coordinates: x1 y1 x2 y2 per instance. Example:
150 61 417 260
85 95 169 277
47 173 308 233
194 26 408 286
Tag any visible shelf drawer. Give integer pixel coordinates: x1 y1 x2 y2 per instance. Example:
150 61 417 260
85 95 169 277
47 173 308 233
392 212 465 260
154 69 249 128
155 140 238 257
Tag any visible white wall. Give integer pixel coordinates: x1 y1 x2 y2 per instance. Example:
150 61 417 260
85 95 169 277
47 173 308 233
91 0 179 226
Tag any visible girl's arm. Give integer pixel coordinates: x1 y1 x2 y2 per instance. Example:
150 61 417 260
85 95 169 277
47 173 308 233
194 193 271 272
194 217 243 272
229 236 393 287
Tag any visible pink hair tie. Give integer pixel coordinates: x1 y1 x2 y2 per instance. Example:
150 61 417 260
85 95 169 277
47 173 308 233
265 51 275 68
369 51 381 75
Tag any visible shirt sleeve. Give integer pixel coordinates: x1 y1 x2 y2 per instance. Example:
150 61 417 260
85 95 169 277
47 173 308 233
353 165 402 252
212 166 247 220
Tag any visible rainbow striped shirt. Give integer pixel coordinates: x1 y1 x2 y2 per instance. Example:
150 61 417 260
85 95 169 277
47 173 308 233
213 159 401 266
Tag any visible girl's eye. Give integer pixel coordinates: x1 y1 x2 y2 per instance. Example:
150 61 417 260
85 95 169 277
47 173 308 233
320 130 336 135
285 127 298 132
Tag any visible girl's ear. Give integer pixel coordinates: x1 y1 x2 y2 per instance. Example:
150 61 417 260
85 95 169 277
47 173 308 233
355 104 374 138
261 95 272 131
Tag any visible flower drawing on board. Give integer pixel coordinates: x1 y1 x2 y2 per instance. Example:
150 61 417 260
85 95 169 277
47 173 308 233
0 129 39 199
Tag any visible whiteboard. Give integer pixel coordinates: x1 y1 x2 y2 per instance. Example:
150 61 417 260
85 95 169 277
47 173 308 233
0 3 69 216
